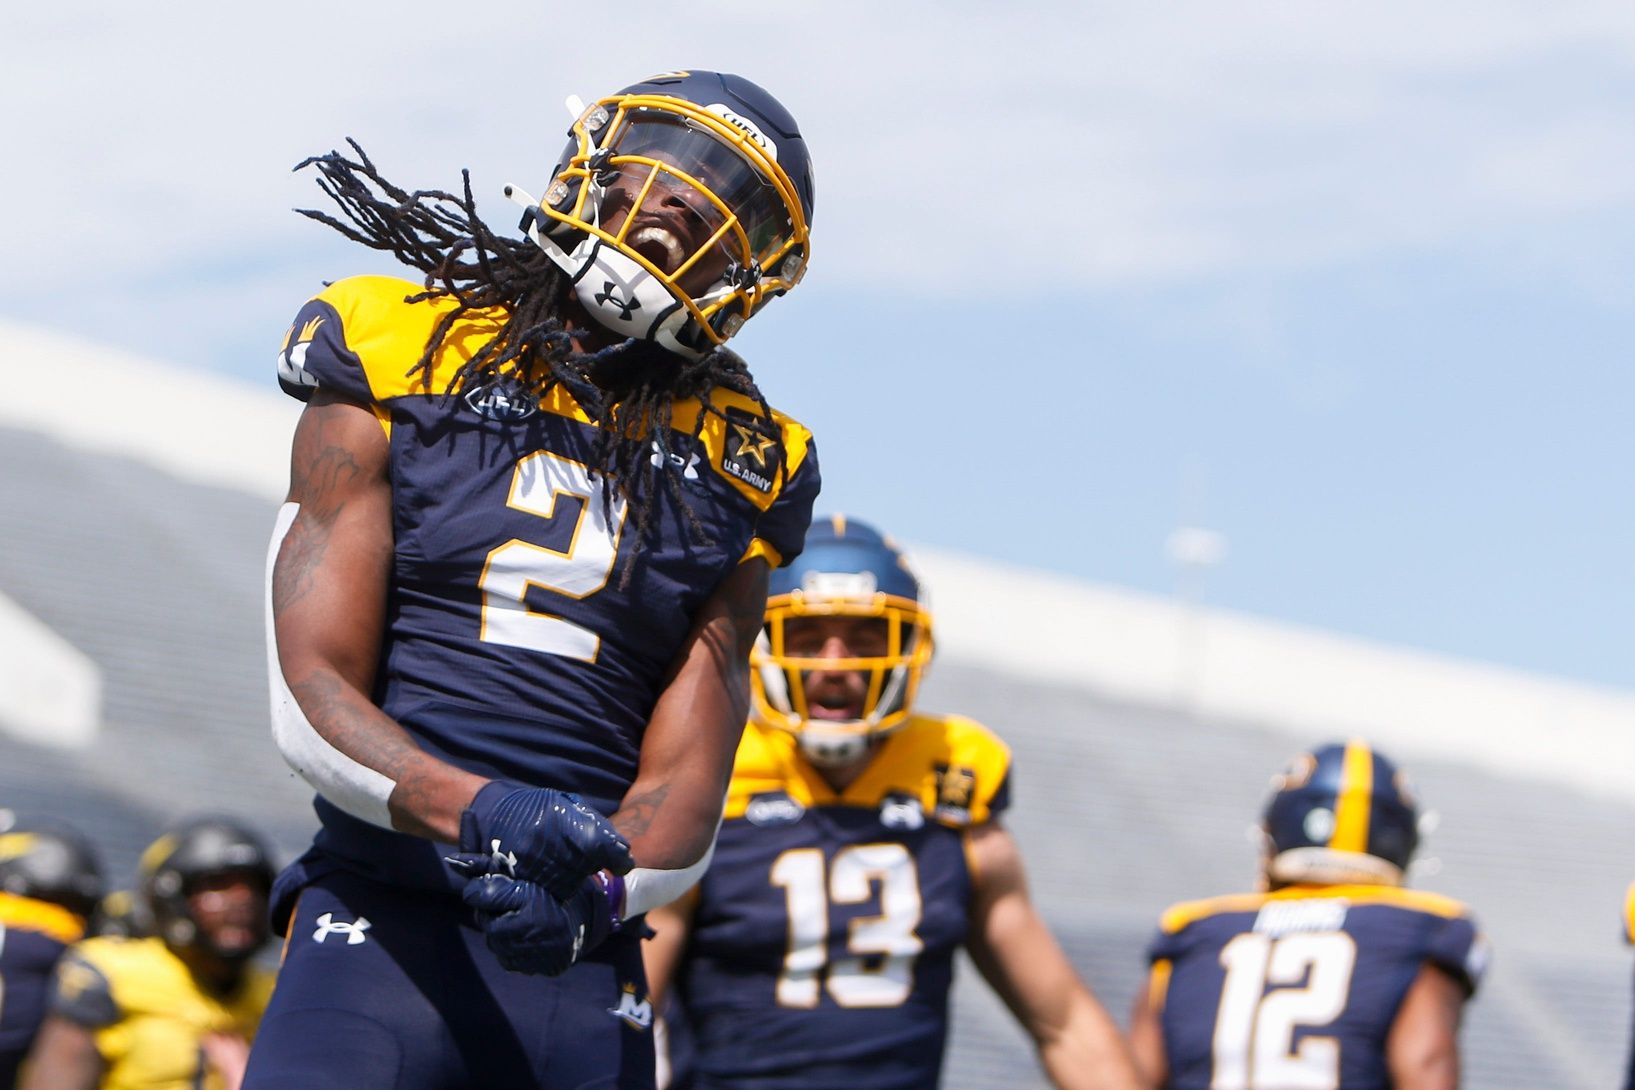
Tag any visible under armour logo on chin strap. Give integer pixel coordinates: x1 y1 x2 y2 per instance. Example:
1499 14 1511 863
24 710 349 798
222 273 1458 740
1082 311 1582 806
312 912 373 945
595 281 642 321
489 839 518 879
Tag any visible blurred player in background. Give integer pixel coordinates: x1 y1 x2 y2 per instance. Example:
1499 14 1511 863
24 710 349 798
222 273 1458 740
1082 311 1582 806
643 516 1144 1090
252 69 818 1090
1622 882 1634 1090
1129 741 1486 1090
0 825 103 1088
21 818 274 1090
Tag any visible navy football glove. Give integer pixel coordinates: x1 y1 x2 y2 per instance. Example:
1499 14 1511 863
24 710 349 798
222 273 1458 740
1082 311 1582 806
450 782 632 899
462 869 625 977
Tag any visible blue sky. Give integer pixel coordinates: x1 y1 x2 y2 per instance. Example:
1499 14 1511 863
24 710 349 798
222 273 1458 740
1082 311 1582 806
5 2 1634 688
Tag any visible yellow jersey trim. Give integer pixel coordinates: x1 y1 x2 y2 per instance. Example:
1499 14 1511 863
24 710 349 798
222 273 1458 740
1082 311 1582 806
310 276 813 506
0 891 85 944
1158 883 1472 934
739 538 784 568
724 714 1011 827
1148 959 1173 1013
1623 881 1635 944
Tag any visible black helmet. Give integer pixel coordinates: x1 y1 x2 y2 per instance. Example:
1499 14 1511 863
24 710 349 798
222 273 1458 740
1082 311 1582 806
0 826 104 918
138 817 275 958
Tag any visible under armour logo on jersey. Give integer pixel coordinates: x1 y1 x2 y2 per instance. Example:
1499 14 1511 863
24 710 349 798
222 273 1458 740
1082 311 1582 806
489 839 518 879
649 441 700 480
312 912 372 945
608 983 654 1030
595 281 641 321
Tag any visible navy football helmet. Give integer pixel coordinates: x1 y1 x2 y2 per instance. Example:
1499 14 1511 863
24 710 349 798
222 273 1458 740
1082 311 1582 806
750 515 933 766
1262 740 1420 887
510 69 815 359
0 826 103 918
138 817 275 961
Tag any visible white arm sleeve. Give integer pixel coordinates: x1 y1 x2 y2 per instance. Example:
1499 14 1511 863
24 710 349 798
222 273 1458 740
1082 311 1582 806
266 502 397 829
622 835 717 917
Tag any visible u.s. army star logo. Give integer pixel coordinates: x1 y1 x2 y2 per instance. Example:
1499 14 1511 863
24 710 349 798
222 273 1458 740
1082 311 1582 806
720 409 782 494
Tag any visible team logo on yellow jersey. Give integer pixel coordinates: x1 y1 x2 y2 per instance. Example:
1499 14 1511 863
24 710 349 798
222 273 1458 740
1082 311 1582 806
720 409 781 494
608 982 653 1030
934 764 977 823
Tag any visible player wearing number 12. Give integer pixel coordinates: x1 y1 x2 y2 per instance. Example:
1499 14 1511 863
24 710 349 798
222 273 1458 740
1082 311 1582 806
1128 741 1488 1090
643 517 1143 1090
249 70 819 1090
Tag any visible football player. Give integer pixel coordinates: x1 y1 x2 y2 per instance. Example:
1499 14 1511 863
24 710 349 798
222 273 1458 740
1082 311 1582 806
1128 742 1487 1090
20 818 275 1090
642 517 1145 1090
1623 881 1634 1090
250 70 819 1090
0 825 103 1088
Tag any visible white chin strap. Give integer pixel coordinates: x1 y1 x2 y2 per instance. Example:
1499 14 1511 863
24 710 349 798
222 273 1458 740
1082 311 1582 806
505 184 721 360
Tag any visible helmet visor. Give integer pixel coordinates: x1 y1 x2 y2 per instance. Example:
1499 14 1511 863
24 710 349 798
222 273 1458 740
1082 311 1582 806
604 111 793 267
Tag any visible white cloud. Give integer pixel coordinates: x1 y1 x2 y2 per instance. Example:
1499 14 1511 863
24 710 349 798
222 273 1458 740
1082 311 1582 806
3 0 1633 305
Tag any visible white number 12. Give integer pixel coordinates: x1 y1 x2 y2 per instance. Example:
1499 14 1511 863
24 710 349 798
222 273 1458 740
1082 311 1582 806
1212 931 1356 1090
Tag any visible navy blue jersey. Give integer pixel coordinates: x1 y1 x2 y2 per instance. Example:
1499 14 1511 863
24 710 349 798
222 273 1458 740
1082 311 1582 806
1146 885 1486 1090
0 893 85 1087
273 276 819 901
675 715 1012 1090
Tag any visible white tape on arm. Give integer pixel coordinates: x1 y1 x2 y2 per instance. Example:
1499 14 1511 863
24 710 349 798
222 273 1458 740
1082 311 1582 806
266 502 397 829
622 825 718 916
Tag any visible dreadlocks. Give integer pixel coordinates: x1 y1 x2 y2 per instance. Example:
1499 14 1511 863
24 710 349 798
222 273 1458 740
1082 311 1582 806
294 139 782 554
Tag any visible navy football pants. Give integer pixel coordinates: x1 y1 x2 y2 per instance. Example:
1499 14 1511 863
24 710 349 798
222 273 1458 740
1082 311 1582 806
243 869 655 1090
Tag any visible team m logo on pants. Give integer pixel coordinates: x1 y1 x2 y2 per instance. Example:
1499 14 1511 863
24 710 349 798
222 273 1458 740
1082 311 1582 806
312 912 372 945
608 983 653 1030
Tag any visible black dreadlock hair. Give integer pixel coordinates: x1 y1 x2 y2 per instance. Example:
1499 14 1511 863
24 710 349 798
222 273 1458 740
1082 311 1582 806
294 139 784 560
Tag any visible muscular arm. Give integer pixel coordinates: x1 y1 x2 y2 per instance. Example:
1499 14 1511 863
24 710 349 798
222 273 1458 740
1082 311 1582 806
17 1016 106 1090
964 822 1147 1090
1127 975 1169 1090
609 558 769 869
273 389 485 841
1385 963 1467 1090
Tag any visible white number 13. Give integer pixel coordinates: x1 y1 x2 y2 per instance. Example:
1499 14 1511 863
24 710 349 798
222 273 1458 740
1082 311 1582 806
478 451 628 662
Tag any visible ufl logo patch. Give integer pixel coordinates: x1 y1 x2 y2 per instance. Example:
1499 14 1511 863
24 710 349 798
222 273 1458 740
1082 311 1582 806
745 791 805 827
719 408 782 494
464 378 537 422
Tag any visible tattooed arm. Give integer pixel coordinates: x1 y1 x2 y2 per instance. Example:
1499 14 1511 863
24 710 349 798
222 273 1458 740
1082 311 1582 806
272 388 486 842
611 557 769 871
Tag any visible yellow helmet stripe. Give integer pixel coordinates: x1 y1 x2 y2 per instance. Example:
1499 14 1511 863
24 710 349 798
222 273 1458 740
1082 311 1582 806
1330 738 1375 853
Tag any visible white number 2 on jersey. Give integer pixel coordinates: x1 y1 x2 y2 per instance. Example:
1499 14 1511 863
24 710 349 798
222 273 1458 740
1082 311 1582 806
770 843 925 1008
1212 931 1357 1090
478 451 629 662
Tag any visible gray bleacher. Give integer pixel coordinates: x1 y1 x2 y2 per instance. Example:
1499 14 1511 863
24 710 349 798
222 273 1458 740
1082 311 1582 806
2 421 1631 1088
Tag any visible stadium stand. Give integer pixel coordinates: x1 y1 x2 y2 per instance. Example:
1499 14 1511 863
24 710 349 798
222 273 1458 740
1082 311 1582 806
0 321 1630 1088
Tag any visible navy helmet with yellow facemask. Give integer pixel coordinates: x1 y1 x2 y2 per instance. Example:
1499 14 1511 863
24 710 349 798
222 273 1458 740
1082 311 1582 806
510 69 815 360
1262 740 1421 888
751 516 933 767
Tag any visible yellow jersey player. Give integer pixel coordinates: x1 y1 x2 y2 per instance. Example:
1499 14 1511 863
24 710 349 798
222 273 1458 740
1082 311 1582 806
1129 741 1488 1090
1623 881 1634 1090
21 820 275 1090
0 826 103 1088
252 71 819 1090
643 516 1144 1090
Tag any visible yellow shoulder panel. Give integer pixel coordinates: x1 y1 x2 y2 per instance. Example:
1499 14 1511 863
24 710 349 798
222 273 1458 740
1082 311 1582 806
845 713 1011 827
671 388 815 511
1159 892 1269 934
724 721 822 817
314 275 507 401
0 891 85 944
